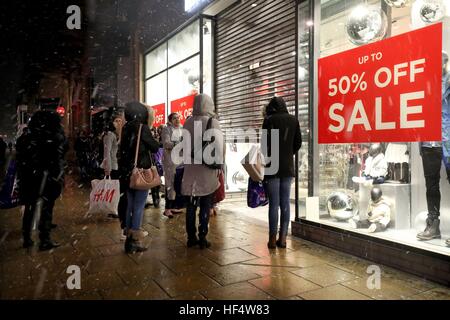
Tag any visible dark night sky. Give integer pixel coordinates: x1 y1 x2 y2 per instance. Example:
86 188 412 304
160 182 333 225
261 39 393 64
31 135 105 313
0 0 212 140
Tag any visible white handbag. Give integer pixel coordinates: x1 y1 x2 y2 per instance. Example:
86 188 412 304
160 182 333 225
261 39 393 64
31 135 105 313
241 145 265 182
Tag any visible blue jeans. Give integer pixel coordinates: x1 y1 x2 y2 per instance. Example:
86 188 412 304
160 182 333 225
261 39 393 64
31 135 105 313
265 177 292 237
126 189 148 231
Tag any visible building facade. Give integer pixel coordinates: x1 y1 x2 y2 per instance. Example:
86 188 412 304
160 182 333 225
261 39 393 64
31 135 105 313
142 0 450 285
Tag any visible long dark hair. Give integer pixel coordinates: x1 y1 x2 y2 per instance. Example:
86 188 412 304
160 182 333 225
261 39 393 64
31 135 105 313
103 106 123 133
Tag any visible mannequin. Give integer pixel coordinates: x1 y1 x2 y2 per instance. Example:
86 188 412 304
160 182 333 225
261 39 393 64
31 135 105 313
352 143 388 184
348 187 391 233
418 51 450 245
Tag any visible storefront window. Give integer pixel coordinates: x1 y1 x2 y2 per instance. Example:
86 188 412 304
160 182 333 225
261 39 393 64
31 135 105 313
298 0 312 211
145 20 205 127
145 72 167 107
145 44 167 78
202 18 213 97
168 20 200 66
168 56 200 104
304 0 450 255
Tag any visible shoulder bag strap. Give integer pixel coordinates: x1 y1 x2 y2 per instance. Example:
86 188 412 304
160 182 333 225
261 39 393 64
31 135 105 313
134 124 143 168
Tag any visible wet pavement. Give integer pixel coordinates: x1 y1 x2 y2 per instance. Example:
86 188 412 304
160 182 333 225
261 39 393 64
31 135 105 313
1 176 449 300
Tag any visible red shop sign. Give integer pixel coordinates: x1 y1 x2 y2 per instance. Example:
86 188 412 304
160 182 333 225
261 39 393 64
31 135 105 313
318 23 442 144
170 95 195 126
151 103 166 127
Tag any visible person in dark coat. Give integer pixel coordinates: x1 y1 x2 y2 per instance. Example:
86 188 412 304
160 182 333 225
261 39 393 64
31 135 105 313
262 96 302 249
119 102 159 253
0 137 7 165
16 111 68 250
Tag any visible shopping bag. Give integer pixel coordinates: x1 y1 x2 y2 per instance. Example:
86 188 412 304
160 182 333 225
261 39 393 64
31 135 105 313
153 148 164 176
213 170 225 204
241 145 265 182
0 160 19 209
87 177 120 215
247 178 268 208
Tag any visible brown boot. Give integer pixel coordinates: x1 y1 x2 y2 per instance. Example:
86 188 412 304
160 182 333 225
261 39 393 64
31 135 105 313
276 234 287 248
128 230 147 253
267 234 277 249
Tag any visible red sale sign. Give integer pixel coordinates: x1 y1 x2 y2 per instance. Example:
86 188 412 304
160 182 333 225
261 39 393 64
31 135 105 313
318 23 442 144
151 103 166 127
170 95 195 125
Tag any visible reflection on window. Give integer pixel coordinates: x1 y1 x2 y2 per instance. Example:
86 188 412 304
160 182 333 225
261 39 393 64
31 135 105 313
145 44 167 78
168 20 200 66
168 56 200 104
145 72 167 107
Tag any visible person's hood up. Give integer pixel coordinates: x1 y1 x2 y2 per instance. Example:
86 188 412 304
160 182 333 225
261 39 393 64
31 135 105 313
192 94 216 117
265 96 288 116
124 101 149 124
28 110 62 138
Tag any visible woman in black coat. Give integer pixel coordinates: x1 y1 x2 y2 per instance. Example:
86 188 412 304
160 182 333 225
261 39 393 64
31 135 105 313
16 110 68 250
262 97 302 249
119 102 159 253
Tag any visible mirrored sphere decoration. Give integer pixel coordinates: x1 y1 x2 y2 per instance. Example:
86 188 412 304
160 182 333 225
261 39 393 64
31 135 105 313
326 192 358 221
346 5 388 45
419 0 446 23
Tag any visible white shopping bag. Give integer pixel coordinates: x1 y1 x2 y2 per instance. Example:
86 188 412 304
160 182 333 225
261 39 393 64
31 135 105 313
87 177 120 215
241 145 265 182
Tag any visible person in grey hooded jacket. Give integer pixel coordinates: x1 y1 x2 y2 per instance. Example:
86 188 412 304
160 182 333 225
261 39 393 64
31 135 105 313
161 112 183 218
181 94 225 249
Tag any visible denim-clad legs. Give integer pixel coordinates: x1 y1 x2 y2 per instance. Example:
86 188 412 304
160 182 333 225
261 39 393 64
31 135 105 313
265 177 292 237
126 189 148 231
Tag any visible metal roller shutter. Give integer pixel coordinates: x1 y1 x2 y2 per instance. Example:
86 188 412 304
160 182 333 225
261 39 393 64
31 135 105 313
215 0 297 141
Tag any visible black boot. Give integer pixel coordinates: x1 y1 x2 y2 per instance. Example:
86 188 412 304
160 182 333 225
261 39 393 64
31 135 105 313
417 218 441 240
198 237 211 249
187 238 199 248
124 235 133 253
39 240 60 251
23 236 34 249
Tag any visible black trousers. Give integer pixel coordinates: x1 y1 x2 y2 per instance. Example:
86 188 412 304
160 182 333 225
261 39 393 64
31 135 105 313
186 194 213 241
112 170 127 230
421 147 443 219
165 187 175 210
22 198 55 242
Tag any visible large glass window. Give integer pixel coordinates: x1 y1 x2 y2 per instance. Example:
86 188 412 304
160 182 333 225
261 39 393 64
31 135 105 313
145 71 167 107
168 20 200 66
303 0 450 255
145 19 212 127
168 56 200 103
145 44 167 78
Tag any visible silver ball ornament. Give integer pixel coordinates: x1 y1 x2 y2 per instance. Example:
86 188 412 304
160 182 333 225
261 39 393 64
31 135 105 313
326 192 358 221
420 1 446 23
346 6 388 46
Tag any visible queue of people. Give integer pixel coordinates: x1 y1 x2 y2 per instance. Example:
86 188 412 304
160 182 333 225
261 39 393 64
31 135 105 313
8 94 301 254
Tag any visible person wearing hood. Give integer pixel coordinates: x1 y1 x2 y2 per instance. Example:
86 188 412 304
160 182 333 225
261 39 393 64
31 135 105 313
262 96 302 249
16 110 68 250
181 94 225 249
100 107 124 219
119 102 160 253
161 112 183 218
